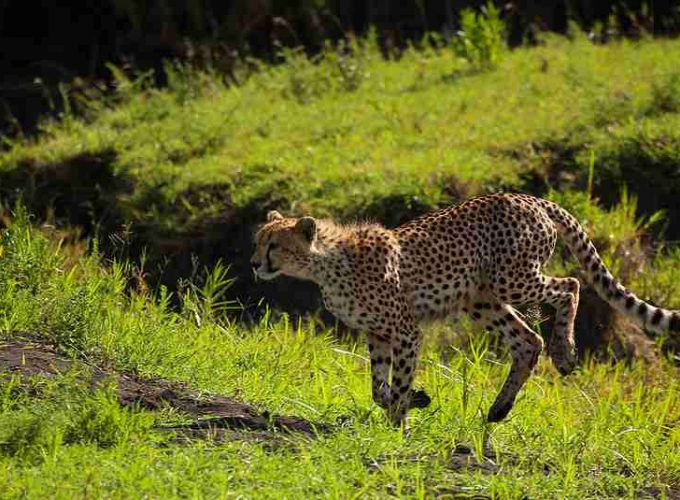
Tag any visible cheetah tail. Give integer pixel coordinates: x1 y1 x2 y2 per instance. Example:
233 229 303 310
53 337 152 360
540 199 680 335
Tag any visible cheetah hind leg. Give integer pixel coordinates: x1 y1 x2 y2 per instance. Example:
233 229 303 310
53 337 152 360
539 276 580 376
475 303 544 422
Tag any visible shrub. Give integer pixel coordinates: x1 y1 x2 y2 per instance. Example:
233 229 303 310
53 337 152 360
276 35 374 104
452 2 505 70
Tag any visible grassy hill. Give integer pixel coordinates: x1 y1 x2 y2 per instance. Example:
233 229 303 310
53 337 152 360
1 30 680 497
3 32 680 311
3 33 680 224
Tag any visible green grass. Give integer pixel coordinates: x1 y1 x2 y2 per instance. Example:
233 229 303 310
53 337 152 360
2 30 680 498
3 33 680 229
1 193 680 498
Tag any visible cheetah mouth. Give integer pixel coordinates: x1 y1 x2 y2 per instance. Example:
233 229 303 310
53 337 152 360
254 267 282 281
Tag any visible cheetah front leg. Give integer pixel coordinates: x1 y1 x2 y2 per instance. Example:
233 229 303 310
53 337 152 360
386 327 423 426
368 335 430 413
472 302 544 422
367 337 391 409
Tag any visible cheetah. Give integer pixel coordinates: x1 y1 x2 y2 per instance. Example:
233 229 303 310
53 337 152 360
251 193 680 425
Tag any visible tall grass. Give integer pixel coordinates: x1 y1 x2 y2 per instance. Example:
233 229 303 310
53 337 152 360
0 196 679 497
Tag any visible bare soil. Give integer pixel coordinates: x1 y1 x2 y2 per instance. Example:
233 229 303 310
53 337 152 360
0 337 327 442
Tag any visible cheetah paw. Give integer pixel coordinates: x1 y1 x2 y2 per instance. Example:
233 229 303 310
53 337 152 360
410 389 431 409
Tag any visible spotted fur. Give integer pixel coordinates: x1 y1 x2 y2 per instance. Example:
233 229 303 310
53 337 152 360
251 195 679 425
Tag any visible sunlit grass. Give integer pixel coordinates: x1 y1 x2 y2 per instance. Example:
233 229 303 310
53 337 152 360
3 35 680 228
1 196 679 498
2 30 680 498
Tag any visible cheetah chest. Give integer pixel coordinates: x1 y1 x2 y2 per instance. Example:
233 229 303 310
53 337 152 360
320 285 362 329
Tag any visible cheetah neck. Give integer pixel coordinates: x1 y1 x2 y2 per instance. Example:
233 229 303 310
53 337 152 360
306 220 370 285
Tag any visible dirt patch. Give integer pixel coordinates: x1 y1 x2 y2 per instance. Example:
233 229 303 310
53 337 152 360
448 444 501 475
0 338 328 442
637 485 680 500
0 337 74 377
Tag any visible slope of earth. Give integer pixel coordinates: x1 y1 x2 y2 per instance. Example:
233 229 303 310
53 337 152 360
2 34 680 314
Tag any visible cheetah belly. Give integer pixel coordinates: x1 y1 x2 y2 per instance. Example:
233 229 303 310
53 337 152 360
409 284 466 322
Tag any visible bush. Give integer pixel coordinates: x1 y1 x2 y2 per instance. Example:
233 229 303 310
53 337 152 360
276 34 375 104
452 2 505 70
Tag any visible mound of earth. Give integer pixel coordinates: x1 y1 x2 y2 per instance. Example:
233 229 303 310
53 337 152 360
0 337 327 443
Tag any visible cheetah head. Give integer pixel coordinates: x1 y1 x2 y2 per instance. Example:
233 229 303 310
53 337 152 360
251 210 317 281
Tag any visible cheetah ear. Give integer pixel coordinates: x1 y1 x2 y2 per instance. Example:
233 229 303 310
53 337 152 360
295 216 317 243
267 210 283 222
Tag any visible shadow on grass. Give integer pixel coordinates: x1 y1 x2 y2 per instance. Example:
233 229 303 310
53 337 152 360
0 154 468 324
503 133 680 240
0 149 132 234
2 140 679 361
